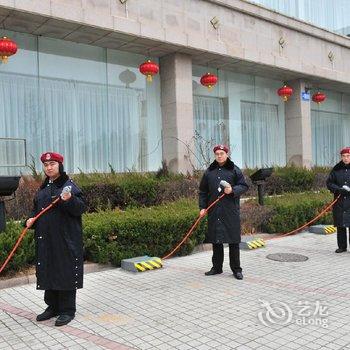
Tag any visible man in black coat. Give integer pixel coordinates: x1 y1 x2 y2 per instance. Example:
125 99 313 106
199 145 249 280
327 147 350 253
26 152 86 326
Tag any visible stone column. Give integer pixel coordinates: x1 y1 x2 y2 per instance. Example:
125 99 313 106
285 80 312 168
160 53 194 174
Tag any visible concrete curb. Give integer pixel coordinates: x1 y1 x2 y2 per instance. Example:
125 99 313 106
0 263 113 290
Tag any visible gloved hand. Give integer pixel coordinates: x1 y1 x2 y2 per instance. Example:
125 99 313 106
342 185 350 192
60 185 72 201
339 186 350 195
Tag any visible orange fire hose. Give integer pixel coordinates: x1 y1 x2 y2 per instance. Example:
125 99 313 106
162 194 340 259
0 197 60 274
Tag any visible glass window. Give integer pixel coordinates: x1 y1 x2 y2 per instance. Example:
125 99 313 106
311 110 350 165
193 95 228 168
311 90 350 166
249 0 350 36
241 101 282 168
0 31 162 173
192 66 286 169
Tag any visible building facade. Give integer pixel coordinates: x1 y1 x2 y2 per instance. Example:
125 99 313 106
0 0 349 174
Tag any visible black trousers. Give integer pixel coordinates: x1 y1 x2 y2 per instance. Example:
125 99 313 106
44 290 76 316
212 243 242 273
337 227 350 249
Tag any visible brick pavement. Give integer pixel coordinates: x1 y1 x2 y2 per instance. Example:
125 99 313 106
1 231 350 349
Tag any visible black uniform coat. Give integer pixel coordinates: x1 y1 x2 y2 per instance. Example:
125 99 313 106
199 159 249 244
30 173 86 290
327 161 350 227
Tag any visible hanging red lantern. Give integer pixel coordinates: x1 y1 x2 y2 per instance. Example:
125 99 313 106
139 60 159 82
277 84 293 101
200 72 218 90
312 91 326 104
0 36 18 63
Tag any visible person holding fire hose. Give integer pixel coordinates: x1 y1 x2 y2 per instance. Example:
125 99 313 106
26 152 86 326
327 147 350 253
199 145 249 280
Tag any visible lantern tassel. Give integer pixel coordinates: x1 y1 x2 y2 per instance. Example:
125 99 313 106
1 56 8 64
146 74 153 83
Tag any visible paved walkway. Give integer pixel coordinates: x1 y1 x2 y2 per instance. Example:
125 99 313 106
1 231 350 350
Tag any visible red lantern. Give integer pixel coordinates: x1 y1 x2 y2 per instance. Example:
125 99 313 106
139 60 159 82
277 84 293 101
200 72 218 90
312 91 326 104
0 36 18 63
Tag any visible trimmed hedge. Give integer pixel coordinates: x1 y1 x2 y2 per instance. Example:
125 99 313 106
73 173 197 212
245 165 330 197
263 191 333 233
0 199 206 275
82 199 206 266
0 191 336 275
73 173 160 211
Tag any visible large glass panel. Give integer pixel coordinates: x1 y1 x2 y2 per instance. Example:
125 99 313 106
311 110 350 165
0 31 162 173
193 95 228 168
241 101 281 168
311 90 350 166
0 138 26 176
192 66 286 169
249 0 350 36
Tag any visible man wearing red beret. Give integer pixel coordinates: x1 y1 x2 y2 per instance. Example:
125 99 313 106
327 147 350 253
199 145 249 279
26 152 86 326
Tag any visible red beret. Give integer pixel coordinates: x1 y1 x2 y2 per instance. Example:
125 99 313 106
340 147 350 155
40 152 64 163
213 144 229 154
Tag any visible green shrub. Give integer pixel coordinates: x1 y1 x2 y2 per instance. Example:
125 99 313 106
273 165 316 193
82 183 124 212
0 221 35 275
83 199 206 267
77 173 194 212
264 191 333 233
120 174 159 207
244 165 331 196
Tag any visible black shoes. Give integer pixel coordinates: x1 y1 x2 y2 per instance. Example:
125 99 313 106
36 310 74 326
55 314 75 327
233 271 243 280
204 267 223 276
335 248 347 253
36 310 57 322
36 310 57 321
205 268 243 279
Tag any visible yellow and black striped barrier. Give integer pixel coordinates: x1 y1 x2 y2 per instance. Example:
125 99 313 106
324 225 337 234
240 238 266 250
121 256 163 272
309 225 337 235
